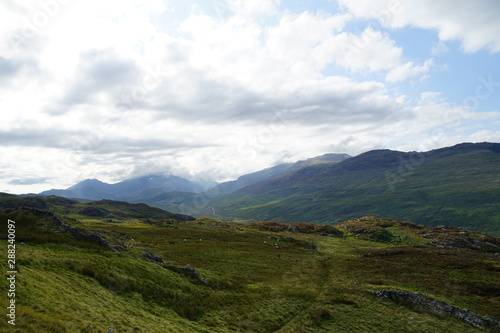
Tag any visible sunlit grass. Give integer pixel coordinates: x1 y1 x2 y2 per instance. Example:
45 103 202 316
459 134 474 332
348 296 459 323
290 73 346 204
0 208 498 332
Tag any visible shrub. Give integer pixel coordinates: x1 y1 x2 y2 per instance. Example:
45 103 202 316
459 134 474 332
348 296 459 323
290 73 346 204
329 297 358 306
248 221 288 232
309 308 332 325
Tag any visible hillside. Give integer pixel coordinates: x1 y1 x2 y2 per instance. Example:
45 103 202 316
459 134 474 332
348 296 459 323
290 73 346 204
215 154 350 195
211 143 500 236
215 163 295 195
0 196 499 332
0 193 195 222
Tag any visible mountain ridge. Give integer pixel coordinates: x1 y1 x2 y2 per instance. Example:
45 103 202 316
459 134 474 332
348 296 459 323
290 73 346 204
37 153 351 204
39 174 214 201
35 142 500 236
211 142 500 235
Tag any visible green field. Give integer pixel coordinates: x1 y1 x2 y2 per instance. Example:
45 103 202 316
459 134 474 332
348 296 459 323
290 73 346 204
1 198 499 332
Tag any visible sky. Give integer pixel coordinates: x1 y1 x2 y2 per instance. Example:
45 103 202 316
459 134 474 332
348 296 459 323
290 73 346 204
1 0 499 194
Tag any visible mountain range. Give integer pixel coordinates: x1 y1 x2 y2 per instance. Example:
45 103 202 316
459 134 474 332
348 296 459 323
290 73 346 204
37 143 500 236
211 142 500 235
39 174 216 201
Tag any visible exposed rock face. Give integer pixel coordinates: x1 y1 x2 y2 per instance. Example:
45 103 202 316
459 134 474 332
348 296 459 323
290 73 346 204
142 249 164 264
371 289 500 330
182 264 199 275
180 264 208 285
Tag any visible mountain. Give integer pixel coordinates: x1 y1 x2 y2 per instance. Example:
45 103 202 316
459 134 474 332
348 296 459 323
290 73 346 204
206 153 350 195
289 153 351 170
40 175 213 201
215 163 294 195
1 195 499 332
37 154 350 217
136 153 351 217
211 142 500 236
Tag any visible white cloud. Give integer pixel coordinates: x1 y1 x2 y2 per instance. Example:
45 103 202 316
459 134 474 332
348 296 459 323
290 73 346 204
432 41 449 56
225 0 281 17
339 0 500 53
386 58 434 83
266 11 350 64
316 27 402 72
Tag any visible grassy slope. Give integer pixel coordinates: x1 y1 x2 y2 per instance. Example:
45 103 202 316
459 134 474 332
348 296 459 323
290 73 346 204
213 145 500 236
1 204 499 332
0 193 196 223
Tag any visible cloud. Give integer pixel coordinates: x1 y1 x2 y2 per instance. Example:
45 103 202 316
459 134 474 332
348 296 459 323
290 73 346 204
315 27 402 72
0 57 21 77
163 11 408 126
52 48 140 111
8 177 49 186
266 11 350 64
0 128 79 149
0 56 38 86
225 0 281 17
386 58 434 83
339 0 500 53
432 41 449 56
0 0 498 194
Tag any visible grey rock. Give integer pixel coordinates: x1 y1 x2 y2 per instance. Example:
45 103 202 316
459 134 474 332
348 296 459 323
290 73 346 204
370 289 500 329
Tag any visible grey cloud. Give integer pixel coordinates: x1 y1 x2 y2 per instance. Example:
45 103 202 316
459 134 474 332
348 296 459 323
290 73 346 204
86 138 219 156
0 128 78 149
44 42 407 129
0 55 39 84
1 1 31 14
48 49 140 113
145 75 405 129
9 177 49 185
0 57 21 78
0 123 217 155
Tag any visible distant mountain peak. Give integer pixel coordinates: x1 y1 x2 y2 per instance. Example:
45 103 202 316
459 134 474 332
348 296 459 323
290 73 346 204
39 174 212 201
80 178 107 184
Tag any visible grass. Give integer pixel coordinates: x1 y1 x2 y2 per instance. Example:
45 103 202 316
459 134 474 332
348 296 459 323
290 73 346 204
0 206 499 332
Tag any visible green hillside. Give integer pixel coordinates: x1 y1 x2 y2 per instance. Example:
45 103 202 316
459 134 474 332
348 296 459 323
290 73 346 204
0 193 195 223
212 143 500 236
1 196 500 332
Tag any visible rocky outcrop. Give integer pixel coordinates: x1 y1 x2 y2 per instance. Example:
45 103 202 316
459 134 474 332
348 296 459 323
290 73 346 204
138 247 209 286
181 264 209 285
142 249 164 264
3 207 121 253
51 211 121 253
371 289 500 330
418 225 500 252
